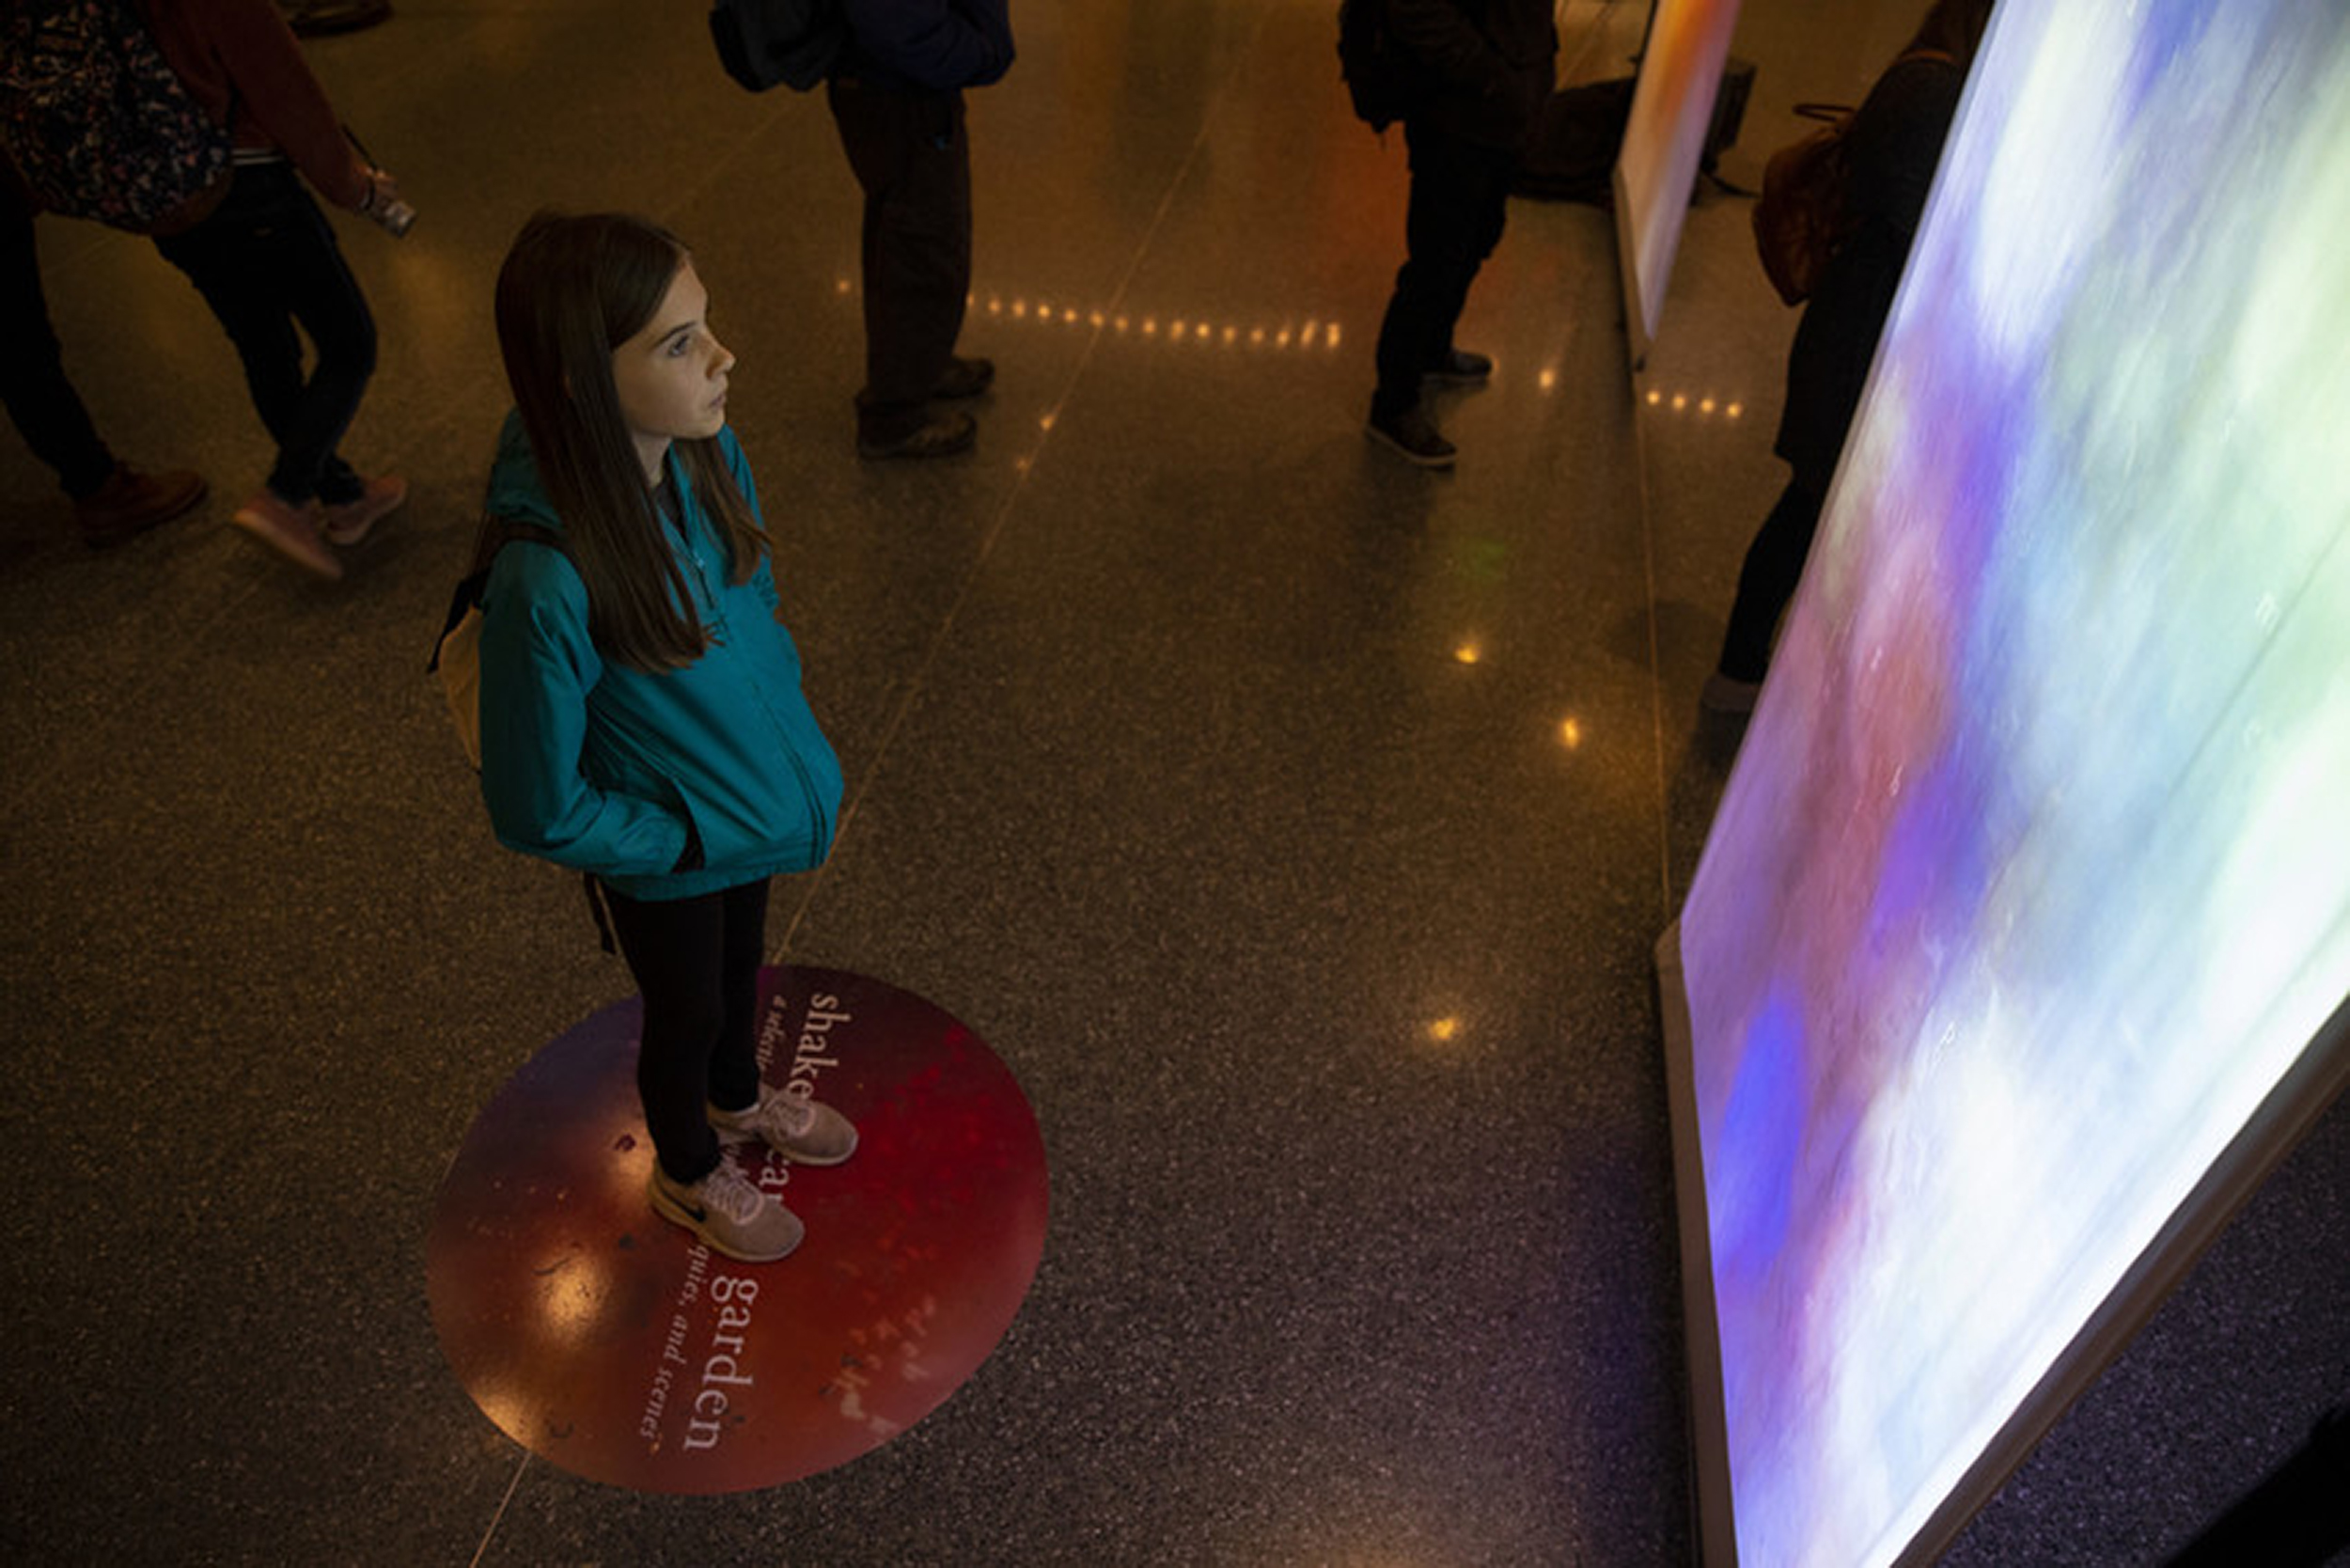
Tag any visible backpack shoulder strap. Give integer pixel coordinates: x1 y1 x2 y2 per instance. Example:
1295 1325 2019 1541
428 517 568 672
481 516 567 563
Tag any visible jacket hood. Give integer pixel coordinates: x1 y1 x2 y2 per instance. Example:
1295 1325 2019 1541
482 409 566 531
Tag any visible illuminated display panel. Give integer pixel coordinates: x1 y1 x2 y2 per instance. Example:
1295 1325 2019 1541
1667 4 2350 1565
1613 0 1745 364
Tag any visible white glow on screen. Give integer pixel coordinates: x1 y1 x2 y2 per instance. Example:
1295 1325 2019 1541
1674 4 2350 1565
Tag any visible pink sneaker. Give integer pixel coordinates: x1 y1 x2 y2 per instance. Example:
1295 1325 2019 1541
709 1087 859 1166
648 1159 804 1262
230 490 341 580
321 474 408 546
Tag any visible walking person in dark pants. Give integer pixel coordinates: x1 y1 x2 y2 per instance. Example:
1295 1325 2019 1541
1366 0 1556 469
141 0 408 581
0 151 206 546
826 0 1014 461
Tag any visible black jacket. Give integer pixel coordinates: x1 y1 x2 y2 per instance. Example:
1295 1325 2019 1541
838 0 1014 92
1387 0 1557 149
1776 53 1965 486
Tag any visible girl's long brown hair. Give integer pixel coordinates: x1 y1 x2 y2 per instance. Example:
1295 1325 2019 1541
486 211 770 672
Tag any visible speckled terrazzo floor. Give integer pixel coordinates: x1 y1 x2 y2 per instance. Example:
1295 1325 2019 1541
2 3 2342 1564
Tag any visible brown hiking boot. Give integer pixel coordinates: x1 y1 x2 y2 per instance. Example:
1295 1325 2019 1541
75 464 207 548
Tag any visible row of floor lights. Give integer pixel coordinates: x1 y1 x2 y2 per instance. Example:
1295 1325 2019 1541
822 278 1340 353
1645 387 1746 419
979 292 1351 353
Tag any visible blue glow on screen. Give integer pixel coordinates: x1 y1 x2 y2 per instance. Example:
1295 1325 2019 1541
1676 3 2350 1563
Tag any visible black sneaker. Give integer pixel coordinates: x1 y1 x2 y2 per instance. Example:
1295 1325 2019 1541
1700 671 1763 714
858 411 978 461
931 355 995 400
278 0 392 38
1366 405 1456 469
1424 348 1494 386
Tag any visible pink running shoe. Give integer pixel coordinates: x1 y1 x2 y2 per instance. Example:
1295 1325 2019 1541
230 490 341 580
321 475 408 547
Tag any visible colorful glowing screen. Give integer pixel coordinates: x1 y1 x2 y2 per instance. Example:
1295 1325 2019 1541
1674 3 2350 1565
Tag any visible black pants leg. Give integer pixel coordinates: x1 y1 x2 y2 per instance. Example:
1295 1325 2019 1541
1372 121 1517 420
1717 478 1828 682
152 163 376 506
825 77 973 444
601 877 772 1185
1 196 116 498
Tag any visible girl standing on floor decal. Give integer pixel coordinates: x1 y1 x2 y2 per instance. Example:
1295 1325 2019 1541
473 211 854 1262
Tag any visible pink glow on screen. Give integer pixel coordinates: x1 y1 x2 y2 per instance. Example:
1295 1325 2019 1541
1676 4 2350 1564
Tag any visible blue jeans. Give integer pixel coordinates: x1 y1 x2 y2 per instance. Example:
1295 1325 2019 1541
153 161 376 506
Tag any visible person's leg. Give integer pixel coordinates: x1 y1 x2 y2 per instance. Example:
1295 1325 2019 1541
1717 478 1828 682
1445 153 1515 368
270 198 376 509
1373 123 1513 421
5 200 206 542
277 200 403 545
699 875 861 1166
152 166 376 576
217 165 376 506
827 79 975 451
602 884 734 1184
153 165 377 507
605 879 807 1262
1 196 118 498
155 171 311 494
704 876 772 1117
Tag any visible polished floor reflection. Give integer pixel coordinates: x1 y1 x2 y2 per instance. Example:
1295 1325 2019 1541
2 3 2340 1563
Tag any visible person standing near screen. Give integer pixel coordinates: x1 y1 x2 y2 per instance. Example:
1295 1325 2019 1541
1364 0 1558 470
1703 0 1995 713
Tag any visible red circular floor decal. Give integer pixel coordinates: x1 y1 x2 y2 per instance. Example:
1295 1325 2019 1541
427 965 1048 1493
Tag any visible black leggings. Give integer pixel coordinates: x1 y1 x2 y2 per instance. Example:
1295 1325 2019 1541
600 877 771 1184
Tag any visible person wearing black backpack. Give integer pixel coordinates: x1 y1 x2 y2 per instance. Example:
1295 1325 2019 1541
139 0 409 581
823 0 1015 460
1363 0 1557 469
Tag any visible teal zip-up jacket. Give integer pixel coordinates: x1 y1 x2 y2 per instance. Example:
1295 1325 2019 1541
475 413 842 902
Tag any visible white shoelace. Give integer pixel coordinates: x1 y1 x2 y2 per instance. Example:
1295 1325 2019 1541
698 1161 767 1223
